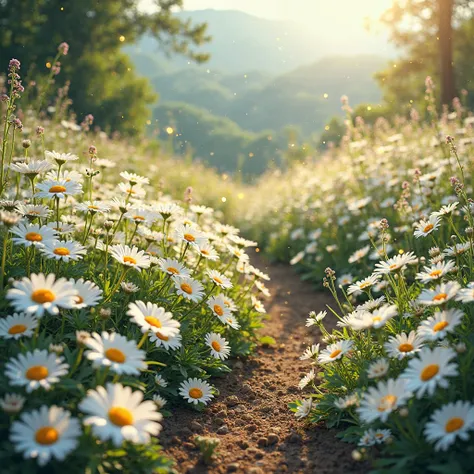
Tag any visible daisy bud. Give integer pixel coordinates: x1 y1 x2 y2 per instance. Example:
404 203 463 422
49 343 65 354
0 393 25 414
22 139 31 149
399 407 409 418
89 145 97 156
76 330 91 346
351 450 362 461
456 342 467 353
104 220 114 231
36 126 44 135
99 308 112 320
385 436 394 445
466 227 474 238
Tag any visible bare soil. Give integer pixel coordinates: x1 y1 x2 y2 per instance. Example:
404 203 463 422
161 259 368 474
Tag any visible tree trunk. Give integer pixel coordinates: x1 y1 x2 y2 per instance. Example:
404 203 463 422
438 0 456 104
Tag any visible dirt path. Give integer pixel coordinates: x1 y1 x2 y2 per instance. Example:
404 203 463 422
161 259 367 474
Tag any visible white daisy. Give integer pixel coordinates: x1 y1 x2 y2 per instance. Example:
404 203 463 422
0 393 26 414
127 301 180 337
16 203 51 219
10 159 53 176
45 150 79 165
0 312 38 339
418 309 464 340
5 349 69 392
367 358 390 379
358 378 412 423
157 258 190 278
424 401 474 451
71 278 103 308
196 242 219 261
384 331 424 359
300 344 320 360
85 332 147 375
152 394 167 410
205 332 231 360
416 260 456 283
179 378 214 405
10 405 81 466
35 179 82 199
373 252 418 275
75 201 110 215
10 222 57 248
294 398 312 419
414 215 441 238
207 269 233 289
119 171 149 186
154 374 168 388
40 240 86 262
149 331 182 351
402 347 458 398
318 340 353 364
207 294 232 319
79 383 162 446
174 277 205 302
174 223 208 247
298 369 316 389
306 310 326 327
347 275 380 295
7 273 78 317
417 282 461 306
456 285 474 303
367 304 398 329
109 244 151 271
218 313 240 330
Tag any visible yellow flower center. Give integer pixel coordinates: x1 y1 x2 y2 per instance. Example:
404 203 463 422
433 320 449 332
377 394 397 412
26 365 49 380
372 316 382 323
108 407 134 426
420 364 439 381
88 205 99 210
433 292 448 301
213 276 223 284
133 215 145 221
423 224 434 233
429 269 442 277
53 247 70 256
359 281 371 289
213 304 224 316
201 250 209 255
330 349 342 359
75 296 84 304
25 232 42 242
123 256 137 265
105 348 126 363
445 417 464 433
189 388 203 399
35 426 59 445
389 264 398 270
8 324 27 335
167 266 179 274
184 233 195 242
211 341 221 352
155 331 169 341
398 343 414 353
49 185 67 193
31 289 55 304
145 316 162 328
180 283 193 294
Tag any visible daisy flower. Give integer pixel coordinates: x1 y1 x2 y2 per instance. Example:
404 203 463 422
124 207 157 225
196 242 219 260
174 277 205 302
84 332 146 375
414 215 441 238
152 395 167 410
251 295 266 313
444 242 471 257
318 340 353 364
456 285 474 303
424 401 474 451
416 260 456 284
45 150 79 165
16 203 51 219
347 275 380 295
0 312 38 339
358 378 412 423
373 251 418 275
300 344 320 360
40 240 86 262
79 383 162 446
205 332 231 360
155 374 168 388
219 313 240 329
207 294 231 319
334 394 359 410
109 244 151 271
174 223 208 247
179 378 214 405
402 347 458 398
385 331 424 359
117 182 146 199
348 245 370 264
0 393 26 414
417 281 461 306
432 202 459 218
367 358 390 379
71 278 103 308
35 179 83 199
306 310 326 327
121 281 140 293
10 405 81 466
368 304 398 329
157 258 190 278
7 273 78 317
155 202 182 220
357 296 386 311
127 301 180 337
207 269 233 289
418 309 464 341
5 349 69 392
149 331 182 351
46 221 75 235
119 171 149 186
75 201 111 215
10 159 53 176
10 222 57 248
298 369 316 389
337 274 353 286
294 398 312 419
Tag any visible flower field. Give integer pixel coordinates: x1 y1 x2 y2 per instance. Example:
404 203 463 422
241 90 474 470
0 55 270 472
